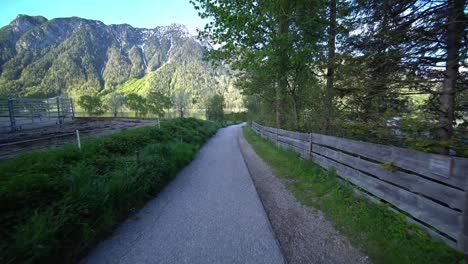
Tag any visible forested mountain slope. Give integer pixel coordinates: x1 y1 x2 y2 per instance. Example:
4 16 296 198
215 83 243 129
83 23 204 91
0 15 242 109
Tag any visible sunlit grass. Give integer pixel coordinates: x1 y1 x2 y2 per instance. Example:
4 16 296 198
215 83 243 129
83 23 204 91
243 126 465 264
0 118 221 264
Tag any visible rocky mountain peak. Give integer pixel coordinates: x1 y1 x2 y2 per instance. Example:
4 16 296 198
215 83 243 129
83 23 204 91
0 15 240 110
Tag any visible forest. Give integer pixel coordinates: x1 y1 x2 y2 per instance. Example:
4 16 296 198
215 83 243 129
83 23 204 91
191 0 467 157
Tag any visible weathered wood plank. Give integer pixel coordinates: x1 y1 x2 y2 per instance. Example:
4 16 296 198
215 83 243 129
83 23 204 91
312 145 465 210
277 128 309 142
261 126 275 134
312 153 462 239
339 178 457 249
275 140 309 158
263 130 276 141
310 133 467 188
278 135 310 151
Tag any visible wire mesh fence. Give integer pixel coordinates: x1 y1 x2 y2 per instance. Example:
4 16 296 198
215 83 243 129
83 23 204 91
0 97 74 133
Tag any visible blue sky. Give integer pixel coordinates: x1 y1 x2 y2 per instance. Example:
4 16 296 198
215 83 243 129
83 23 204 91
0 0 208 29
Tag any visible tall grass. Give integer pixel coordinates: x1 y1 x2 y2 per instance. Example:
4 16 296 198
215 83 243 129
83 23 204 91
0 118 221 264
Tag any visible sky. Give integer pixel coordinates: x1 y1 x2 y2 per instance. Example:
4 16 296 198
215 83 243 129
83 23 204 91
0 0 208 29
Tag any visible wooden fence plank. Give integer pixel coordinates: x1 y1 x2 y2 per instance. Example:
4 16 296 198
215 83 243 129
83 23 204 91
312 145 465 210
311 133 466 188
263 130 276 141
312 153 462 239
266 127 278 134
344 180 458 249
277 128 310 142
275 140 308 158
278 135 310 151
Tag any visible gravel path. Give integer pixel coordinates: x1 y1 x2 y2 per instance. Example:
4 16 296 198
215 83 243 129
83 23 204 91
81 124 285 264
238 132 371 264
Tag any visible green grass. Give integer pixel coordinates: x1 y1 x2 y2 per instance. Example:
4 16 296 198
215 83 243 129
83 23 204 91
0 118 222 264
243 126 465 264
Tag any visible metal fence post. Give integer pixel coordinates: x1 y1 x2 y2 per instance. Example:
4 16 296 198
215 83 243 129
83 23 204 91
70 98 75 120
56 97 62 124
8 98 16 132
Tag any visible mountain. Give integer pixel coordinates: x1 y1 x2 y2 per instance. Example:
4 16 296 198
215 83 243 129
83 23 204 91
0 15 243 109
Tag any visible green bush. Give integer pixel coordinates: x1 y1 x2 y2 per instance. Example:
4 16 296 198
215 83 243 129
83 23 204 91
205 94 225 121
224 112 247 123
0 118 221 264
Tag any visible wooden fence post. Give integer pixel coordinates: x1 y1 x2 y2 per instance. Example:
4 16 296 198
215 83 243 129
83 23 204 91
460 181 468 256
309 133 313 159
76 130 81 150
275 128 279 145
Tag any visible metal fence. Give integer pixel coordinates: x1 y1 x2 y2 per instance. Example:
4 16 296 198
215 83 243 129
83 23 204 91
0 97 74 133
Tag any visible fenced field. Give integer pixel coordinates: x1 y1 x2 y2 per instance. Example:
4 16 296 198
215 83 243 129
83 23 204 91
251 121 468 254
0 97 74 133
0 117 160 160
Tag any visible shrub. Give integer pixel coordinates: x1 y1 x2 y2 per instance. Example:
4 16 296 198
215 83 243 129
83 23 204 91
0 118 221 263
77 95 106 115
206 94 225 121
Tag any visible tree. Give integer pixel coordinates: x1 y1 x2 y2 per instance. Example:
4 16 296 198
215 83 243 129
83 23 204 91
206 94 225 121
324 0 337 134
77 95 106 115
191 0 325 129
437 0 465 150
106 93 125 117
146 91 173 118
343 0 467 153
125 93 148 117
172 89 190 118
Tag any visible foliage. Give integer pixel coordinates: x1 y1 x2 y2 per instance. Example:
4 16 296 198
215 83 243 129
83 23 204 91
171 89 190 118
243 126 464 263
105 92 125 117
125 93 148 117
77 95 106 115
193 0 467 156
191 0 324 129
205 94 225 121
224 112 247 123
0 118 222 264
146 91 173 118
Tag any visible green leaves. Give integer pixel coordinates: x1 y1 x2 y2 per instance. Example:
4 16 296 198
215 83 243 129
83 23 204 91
206 94 225 121
77 95 106 115
125 93 148 117
146 91 173 118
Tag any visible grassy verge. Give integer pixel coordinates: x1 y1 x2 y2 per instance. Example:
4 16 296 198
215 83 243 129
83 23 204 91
243 126 464 264
0 118 222 264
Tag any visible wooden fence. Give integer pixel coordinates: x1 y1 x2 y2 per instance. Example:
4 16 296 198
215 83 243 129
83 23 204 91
251 121 468 254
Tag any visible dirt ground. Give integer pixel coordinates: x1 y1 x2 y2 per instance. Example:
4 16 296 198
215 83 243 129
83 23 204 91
0 117 159 161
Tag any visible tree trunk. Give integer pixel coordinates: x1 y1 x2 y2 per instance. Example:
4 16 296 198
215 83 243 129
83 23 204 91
276 0 290 129
436 0 464 154
291 93 300 130
323 0 336 134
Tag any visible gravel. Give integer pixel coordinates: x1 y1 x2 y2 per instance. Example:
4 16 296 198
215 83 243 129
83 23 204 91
238 131 371 264
81 124 285 264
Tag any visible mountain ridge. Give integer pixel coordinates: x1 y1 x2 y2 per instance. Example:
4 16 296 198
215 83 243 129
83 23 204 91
0 15 242 110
